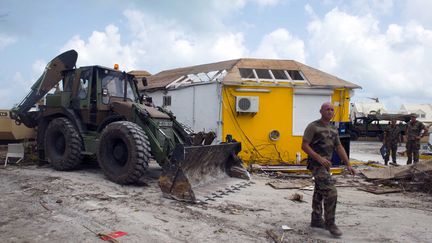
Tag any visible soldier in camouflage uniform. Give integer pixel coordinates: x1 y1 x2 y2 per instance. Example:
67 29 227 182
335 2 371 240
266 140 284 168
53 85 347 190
302 102 355 237
383 119 401 165
406 114 427 164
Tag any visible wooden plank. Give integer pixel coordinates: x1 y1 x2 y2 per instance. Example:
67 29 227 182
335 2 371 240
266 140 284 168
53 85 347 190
267 181 312 189
258 165 343 174
360 166 408 180
361 160 432 180
357 186 403 194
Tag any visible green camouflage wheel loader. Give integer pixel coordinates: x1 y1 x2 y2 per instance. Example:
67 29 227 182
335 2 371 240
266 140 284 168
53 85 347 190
10 50 250 202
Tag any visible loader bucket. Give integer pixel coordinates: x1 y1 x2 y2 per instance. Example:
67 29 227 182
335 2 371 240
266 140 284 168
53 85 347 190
159 142 250 202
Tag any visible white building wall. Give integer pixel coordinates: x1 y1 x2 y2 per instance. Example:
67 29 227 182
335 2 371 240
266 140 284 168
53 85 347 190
399 104 432 124
168 89 195 127
147 91 164 107
146 82 222 142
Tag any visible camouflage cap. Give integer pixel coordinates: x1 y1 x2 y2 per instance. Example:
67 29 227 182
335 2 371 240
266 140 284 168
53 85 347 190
409 113 418 118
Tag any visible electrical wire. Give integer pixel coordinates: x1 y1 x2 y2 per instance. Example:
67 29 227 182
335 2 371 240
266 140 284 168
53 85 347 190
252 142 292 164
222 88 301 164
222 88 264 157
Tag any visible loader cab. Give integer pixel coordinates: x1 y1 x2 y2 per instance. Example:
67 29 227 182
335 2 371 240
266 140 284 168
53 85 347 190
65 66 140 130
99 67 138 105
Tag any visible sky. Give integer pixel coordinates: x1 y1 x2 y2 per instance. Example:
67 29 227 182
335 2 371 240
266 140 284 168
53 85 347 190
0 0 431 111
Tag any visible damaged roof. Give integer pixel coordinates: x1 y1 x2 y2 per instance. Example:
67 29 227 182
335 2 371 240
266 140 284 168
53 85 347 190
138 58 361 91
128 70 152 79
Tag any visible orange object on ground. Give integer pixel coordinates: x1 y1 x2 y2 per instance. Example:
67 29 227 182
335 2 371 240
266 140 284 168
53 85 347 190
100 231 128 241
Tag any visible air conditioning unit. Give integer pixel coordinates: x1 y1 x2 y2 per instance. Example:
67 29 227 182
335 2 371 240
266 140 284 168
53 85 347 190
236 96 259 113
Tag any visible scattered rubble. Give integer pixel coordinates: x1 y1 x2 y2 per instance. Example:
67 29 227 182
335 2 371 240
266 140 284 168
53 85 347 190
288 193 305 202
360 160 432 193
2 142 432 242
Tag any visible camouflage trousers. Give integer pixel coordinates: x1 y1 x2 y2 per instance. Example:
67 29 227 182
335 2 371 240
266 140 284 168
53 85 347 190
309 163 338 225
384 142 398 164
406 139 421 164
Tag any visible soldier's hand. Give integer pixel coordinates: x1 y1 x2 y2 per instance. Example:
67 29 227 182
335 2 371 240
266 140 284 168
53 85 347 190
346 165 356 175
319 157 332 169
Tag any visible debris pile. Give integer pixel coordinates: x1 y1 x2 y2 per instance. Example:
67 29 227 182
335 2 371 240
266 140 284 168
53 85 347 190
360 160 432 193
249 164 343 174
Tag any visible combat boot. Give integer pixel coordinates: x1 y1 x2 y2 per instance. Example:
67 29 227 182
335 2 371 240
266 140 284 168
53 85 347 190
325 224 342 237
310 220 325 228
310 214 325 228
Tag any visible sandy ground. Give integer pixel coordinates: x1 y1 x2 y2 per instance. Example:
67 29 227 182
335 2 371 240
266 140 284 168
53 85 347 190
1 142 432 243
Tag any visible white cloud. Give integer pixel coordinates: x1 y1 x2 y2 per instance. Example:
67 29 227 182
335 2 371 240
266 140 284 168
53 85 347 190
53 3 431 114
305 4 318 20
13 72 27 88
60 9 250 73
364 0 394 14
211 33 248 60
54 7 308 79
319 51 338 70
32 59 46 76
0 72 31 109
212 0 282 10
61 25 137 71
404 0 432 29
321 0 395 15
253 0 280 7
253 28 305 62
385 24 403 44
306 7 432 109
0 58 52 109
0 34 17 50
212 0 247 10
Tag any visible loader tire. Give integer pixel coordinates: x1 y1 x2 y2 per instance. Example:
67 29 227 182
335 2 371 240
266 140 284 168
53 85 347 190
98 121 151 184
45 117 83 170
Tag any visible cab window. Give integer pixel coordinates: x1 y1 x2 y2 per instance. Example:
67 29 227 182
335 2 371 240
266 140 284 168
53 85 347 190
78 70 91 99
99 69 136 104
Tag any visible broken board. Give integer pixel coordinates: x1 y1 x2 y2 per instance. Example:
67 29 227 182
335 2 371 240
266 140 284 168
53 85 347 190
267 180 312 189
257 165 343 174
360 166 408 180
357 185 403 194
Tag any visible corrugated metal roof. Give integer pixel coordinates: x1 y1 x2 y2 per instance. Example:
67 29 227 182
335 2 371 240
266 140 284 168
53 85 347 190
137 58 361 91
140 59 239 90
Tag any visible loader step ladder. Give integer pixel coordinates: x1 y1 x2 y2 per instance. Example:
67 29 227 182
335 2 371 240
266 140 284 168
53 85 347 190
4 143 24 167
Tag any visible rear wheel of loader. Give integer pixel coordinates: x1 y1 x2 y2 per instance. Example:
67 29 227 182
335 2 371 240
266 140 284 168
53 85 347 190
98 121 151 184
45 117 83 170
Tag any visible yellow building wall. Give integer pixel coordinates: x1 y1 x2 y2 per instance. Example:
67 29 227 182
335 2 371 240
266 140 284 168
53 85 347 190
332 88 351 122
221 85 351 165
